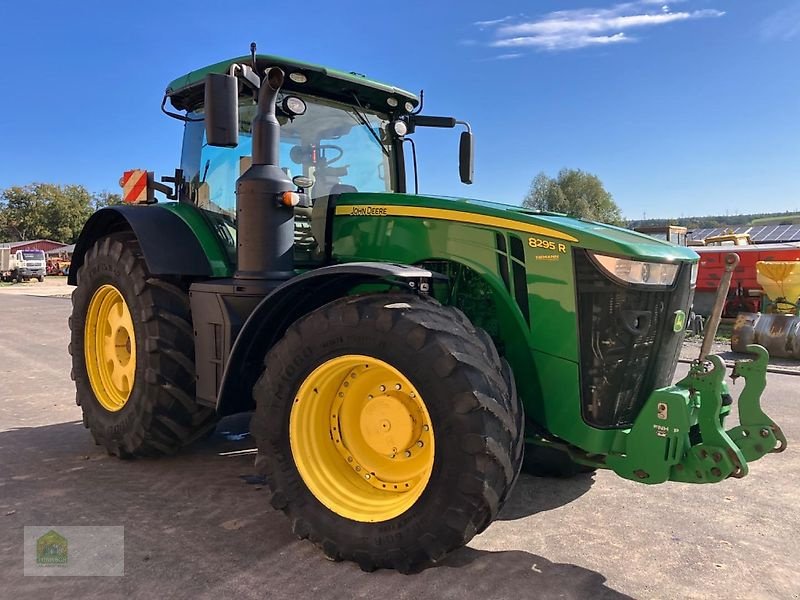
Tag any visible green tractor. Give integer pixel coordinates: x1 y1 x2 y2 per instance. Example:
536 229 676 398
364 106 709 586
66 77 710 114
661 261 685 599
68 50 786 572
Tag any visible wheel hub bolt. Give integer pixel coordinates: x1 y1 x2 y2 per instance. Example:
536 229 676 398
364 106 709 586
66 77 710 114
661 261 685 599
422 424 429 431
417 441 424 447
379 385 386 392
395 384 401 390
404 451 412 458
760 428 770 438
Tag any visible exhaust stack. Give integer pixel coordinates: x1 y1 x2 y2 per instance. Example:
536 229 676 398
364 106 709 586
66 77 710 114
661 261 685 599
234 67 295 281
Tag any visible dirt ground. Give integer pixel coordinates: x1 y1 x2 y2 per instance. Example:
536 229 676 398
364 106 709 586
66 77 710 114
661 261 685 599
0 275 72 297
0 294 797 599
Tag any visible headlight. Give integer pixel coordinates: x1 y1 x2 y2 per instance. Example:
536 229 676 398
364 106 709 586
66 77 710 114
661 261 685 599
392 120 408 137
591 252 680 286
282 96 306 116
690 262 699 287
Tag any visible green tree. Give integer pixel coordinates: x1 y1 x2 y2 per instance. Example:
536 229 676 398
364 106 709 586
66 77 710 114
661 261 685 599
523 168 624 226
92 190 123 210
0 183 95 243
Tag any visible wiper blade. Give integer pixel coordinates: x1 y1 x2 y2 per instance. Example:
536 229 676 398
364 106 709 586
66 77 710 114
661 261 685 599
351 93 389 158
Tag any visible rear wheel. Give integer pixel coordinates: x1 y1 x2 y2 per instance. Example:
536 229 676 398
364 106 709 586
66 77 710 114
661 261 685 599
251 293 523 572
70 234 217 457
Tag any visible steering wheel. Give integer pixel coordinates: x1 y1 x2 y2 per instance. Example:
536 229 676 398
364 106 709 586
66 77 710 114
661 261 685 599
318 145 344 165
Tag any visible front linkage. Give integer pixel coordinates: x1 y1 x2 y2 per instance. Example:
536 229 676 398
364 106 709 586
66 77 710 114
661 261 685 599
606 344 787 484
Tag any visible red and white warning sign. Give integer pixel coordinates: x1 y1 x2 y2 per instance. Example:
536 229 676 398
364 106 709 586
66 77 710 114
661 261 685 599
119 170 149 203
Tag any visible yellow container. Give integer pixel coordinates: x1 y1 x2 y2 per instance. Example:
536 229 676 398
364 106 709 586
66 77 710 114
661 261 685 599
756 261 800 304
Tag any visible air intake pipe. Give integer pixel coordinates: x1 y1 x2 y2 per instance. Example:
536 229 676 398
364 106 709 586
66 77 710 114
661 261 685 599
234 67 295 281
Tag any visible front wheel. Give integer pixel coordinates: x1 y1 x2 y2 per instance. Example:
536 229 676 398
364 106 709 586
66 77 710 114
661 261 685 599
251 293 523 572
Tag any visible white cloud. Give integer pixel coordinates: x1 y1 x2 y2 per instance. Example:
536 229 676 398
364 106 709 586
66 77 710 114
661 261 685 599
494 52 524 60
495 32 632 50
474 16 513 28
478 1 724 52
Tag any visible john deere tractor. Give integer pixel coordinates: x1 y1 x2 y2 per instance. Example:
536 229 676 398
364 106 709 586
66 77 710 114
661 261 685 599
69 50 786 572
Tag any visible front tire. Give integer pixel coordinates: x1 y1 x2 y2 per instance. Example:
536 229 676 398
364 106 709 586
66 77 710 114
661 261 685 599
251 293 523 571
70 234 217 457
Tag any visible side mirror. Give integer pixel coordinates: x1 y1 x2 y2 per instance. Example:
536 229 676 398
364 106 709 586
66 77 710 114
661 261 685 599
204 73 239 147
459 131 474 185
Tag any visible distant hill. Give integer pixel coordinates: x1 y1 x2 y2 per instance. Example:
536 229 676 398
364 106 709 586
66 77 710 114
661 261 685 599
628 211 800 230
749 214 800 226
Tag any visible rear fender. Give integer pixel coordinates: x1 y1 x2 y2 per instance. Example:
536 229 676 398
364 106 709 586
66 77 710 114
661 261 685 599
68 205 222 285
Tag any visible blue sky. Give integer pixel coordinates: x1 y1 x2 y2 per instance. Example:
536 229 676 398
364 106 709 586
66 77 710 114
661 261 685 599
0 0 797 219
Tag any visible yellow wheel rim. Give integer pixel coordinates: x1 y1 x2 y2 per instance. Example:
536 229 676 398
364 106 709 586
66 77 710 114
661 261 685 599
290 355 435 523
84 284 136 412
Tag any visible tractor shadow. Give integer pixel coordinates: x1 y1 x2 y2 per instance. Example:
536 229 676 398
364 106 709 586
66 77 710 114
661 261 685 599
422 546 633 599
0 417 624 600
497 471 596 521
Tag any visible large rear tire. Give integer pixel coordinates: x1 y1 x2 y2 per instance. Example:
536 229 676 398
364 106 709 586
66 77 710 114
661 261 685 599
251 293 523 572
69 234 217 457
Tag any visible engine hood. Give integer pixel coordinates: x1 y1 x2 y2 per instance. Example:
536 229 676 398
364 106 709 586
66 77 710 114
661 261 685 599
335 192 699 264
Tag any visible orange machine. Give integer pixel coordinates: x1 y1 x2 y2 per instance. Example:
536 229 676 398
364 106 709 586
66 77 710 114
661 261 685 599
693 242 800 316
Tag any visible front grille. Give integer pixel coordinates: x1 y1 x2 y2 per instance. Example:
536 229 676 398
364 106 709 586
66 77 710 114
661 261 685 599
575 250 694 429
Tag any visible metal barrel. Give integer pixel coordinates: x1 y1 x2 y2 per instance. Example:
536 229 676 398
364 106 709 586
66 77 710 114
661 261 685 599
732 312 800 359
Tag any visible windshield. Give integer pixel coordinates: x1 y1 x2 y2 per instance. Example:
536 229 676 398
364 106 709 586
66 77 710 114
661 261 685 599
182 94 394 219
21 251 44 260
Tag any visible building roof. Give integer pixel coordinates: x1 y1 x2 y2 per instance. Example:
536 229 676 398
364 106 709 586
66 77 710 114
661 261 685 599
7 239 66 249
689 225 800 244
46 244 75 255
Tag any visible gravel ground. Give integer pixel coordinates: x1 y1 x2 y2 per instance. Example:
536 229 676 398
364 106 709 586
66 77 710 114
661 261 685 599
0 276 72 297
1 295 797 600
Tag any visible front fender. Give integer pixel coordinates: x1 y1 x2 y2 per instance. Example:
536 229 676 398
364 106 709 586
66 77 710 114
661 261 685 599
215 262 441 416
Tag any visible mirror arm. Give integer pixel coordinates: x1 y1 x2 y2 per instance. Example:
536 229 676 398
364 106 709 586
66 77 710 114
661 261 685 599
455 120 472 133
160 94 203 123
229 63 261 92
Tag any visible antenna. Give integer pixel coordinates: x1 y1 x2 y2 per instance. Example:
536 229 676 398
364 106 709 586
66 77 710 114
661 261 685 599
250 42 257 71
412 90 424 115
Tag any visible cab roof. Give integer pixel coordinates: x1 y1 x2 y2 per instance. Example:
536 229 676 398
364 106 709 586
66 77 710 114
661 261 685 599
166 53 419 114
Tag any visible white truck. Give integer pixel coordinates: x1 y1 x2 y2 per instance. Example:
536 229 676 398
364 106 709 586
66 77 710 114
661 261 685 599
0 245 46 282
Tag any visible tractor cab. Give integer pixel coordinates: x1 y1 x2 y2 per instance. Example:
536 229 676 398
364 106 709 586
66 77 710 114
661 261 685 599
163 54 472 265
